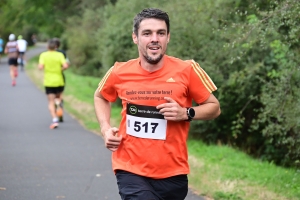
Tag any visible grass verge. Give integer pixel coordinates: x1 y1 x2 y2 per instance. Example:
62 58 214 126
188 140 299 200
26 56 299 200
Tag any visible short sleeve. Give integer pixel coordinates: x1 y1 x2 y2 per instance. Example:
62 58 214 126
59 53 66 64
189 60 217 104
97 66 118 102
39 53 45 65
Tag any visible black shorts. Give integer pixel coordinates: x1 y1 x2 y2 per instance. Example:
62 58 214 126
45 86 64 95
8 58 18 66
19 52 25 56
116 170 188 200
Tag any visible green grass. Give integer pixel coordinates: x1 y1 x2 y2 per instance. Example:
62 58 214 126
26 56 300 200
188 140 300 200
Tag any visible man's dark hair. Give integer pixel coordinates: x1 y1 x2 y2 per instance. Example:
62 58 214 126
133 8 170 36
52 37 60 48
48 39 57 50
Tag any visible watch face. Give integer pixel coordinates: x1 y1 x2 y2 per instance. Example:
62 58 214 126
188 108 195 118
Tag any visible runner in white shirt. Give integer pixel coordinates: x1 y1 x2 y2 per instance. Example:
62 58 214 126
17 35 28 70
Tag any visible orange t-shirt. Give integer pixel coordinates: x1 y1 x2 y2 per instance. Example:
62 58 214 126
97 55 217 179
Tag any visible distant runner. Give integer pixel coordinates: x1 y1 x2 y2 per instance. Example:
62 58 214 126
52 37 70 122
0 35 4 63
17 35 28 71
38 39 69 129
4 34 19 86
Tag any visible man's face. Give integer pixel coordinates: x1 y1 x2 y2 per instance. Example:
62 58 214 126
133 18 170 65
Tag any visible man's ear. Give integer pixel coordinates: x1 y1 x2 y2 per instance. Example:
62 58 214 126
132 32 138 44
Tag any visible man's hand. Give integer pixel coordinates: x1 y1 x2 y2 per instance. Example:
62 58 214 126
102 127 122 152
156 97 187 121
38 64 44 70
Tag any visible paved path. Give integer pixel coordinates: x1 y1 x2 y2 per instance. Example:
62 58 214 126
0 43 204 200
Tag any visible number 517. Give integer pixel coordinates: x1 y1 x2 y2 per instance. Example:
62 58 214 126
134 121 158 133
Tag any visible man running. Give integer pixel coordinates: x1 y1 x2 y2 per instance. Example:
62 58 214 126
51 37 70 122
0 35 3 63
4 34 19 86
38 39 69 129
17 35 28 71
94 8 221 200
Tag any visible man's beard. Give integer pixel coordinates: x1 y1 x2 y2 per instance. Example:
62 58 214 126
144 53 163 64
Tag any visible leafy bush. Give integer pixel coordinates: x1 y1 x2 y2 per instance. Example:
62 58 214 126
190 0 300 167
62 0 300 167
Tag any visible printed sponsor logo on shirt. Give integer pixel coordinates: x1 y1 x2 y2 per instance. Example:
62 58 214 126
129 106 137 115
166 77 175 82
127 103 164 119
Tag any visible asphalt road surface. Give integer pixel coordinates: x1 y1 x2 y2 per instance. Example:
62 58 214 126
0 43 205 200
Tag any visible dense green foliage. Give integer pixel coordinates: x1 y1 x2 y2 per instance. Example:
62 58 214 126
79 0 299 167
0 0 84 44
2 0 299 168
208 0 300 167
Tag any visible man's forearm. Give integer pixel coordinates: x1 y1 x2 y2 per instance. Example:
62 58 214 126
94 94 112 135
192 94 221 121
193 103 220 120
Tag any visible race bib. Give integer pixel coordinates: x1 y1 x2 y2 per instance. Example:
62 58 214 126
126 103 167 140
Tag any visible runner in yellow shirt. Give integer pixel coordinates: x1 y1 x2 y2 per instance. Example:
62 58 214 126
38 39 69 129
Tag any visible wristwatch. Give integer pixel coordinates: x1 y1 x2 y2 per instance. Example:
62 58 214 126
186 107 195 121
